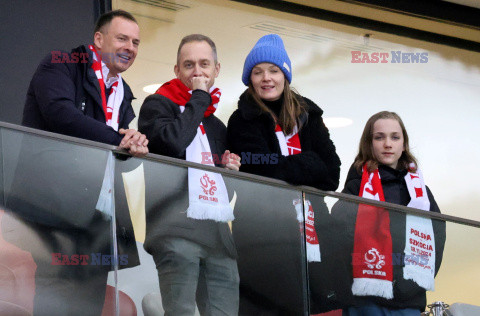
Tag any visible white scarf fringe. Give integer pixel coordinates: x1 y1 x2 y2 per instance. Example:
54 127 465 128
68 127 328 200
186 199 234 221
352 278 394 299
306 242 321 262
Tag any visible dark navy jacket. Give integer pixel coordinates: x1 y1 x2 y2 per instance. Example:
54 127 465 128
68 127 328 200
6 45 140 268
22 45 135 145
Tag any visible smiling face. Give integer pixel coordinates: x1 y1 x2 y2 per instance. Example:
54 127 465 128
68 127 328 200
94 17 140 77
250 63 285 101
174 40 220 90
372 118 405 169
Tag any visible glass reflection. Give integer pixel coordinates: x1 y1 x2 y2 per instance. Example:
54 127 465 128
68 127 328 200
0 125 478 315
114 156 309 315
226 177 308 315
1 129 118 315
306 191 449 315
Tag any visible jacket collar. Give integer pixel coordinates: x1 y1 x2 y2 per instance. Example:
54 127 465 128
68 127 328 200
345 163 408 184
237 90 264 121
75 45 135 124
237 89 318 126
378 165 408 182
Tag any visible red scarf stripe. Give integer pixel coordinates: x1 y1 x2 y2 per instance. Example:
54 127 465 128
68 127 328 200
276 124 301 156
155 78 220 118
352 165 393 297
88 45 119 124
276 124 320 254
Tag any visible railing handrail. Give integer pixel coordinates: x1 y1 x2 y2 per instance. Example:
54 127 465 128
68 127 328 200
2 120 479 229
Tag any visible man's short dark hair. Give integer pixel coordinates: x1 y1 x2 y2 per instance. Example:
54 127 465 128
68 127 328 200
177 34 218 65
94 10 137 33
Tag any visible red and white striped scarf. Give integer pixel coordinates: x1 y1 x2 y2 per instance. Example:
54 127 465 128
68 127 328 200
352 164 435 299
155 78 220 118
156 79 233 222
90 45 124 219
275 124 321 262
88 45 123 131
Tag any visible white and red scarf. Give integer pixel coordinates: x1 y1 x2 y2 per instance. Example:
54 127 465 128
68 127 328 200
91 44 123 219
155 79 233 222
403 167 435 291
293 198 321 262
352 164 435 299
89 45 123 131
275 124 320 262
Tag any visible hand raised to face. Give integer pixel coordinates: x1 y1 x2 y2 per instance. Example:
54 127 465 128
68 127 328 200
191 76 210 92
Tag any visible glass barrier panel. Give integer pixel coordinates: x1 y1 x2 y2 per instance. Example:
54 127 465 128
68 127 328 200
114 157 309 315
224 174 308 316
428 222 480 310
0 128 3 207
112 156 158 316
0 128 116 315
304 191 480 316
302 193 347 315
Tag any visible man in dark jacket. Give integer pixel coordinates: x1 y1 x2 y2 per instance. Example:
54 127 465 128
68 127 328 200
22 10 148 154
4 10 148 315
138 34 241 316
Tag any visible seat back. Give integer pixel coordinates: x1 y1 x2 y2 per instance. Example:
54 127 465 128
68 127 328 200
101 284 137 316
0 210 36 314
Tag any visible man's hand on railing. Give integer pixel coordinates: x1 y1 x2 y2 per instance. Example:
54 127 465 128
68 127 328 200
223 150 241 171
118 128 149 157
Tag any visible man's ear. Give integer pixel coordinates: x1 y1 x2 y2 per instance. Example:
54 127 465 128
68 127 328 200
93 32 103 50
174 64 180 78
214 62 221 79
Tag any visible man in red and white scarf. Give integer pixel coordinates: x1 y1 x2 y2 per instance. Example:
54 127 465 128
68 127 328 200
23 11 148 156
15 10 148 316
138 34 241 316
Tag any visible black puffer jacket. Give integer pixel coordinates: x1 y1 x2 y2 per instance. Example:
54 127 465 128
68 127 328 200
227 90 341 314
331 164 446 311
227 90 341 191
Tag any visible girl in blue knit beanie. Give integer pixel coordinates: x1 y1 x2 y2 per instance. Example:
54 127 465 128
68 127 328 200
227 34 342 314
229 32 340 191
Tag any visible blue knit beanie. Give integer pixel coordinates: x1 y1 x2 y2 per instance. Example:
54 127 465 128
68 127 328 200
242 34 292 86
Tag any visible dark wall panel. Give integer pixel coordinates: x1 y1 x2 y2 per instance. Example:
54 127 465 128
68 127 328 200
0 0 99 124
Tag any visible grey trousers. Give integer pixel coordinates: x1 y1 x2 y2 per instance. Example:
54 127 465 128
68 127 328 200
343 304 421 316
152 237 239 316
